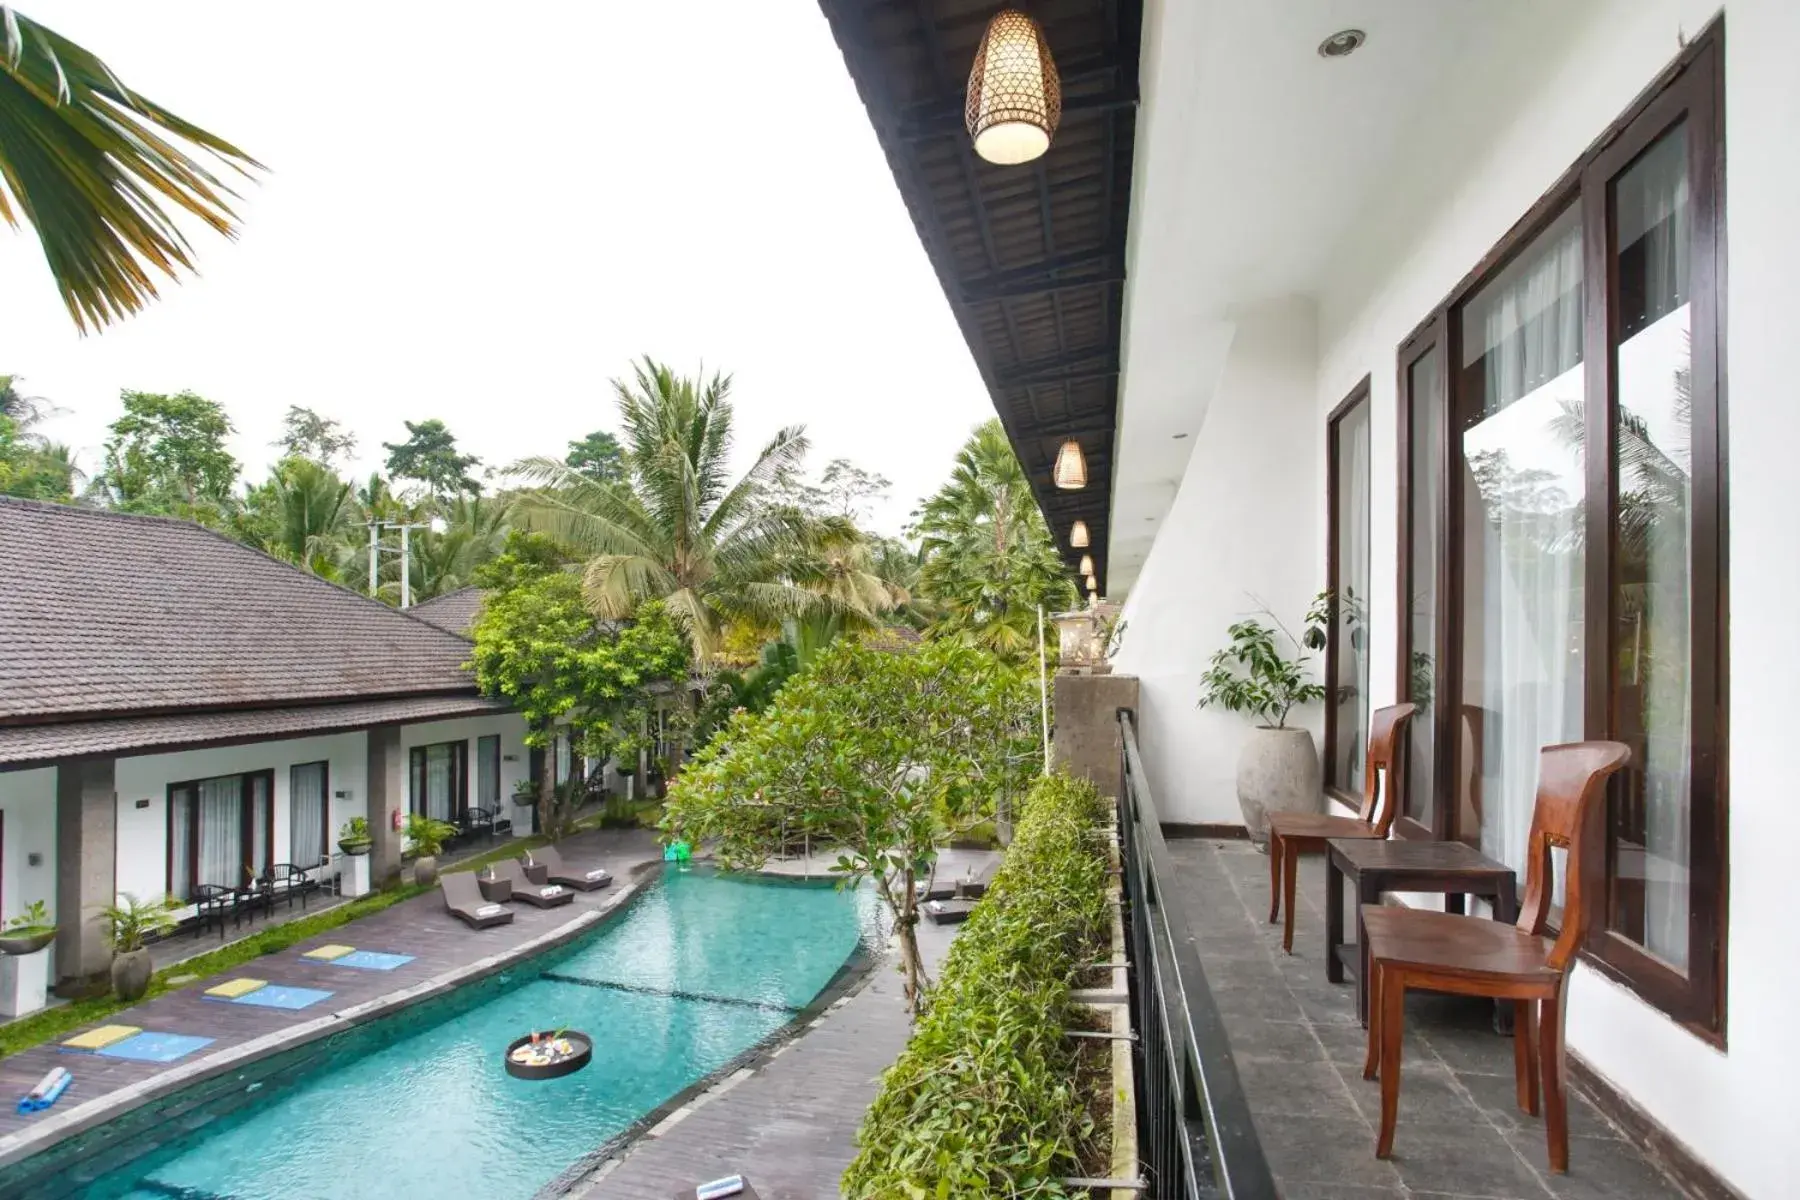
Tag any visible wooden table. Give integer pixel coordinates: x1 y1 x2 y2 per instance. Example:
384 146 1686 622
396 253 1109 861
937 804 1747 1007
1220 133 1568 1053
477 874 513 904
1325 838 1519 1026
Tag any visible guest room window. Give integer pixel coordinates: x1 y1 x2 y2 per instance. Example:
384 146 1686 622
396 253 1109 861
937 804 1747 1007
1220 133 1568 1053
1395 26 1725 1036
289 761 329 870
409 741 468 823
1324 378 1372 801
477 735 502 811
167 770 275 900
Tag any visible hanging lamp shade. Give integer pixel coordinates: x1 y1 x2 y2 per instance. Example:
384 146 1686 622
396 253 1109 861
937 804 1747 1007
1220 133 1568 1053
1070 520 1089 548
1052 439 1087 489
965 9 1062 166
1078 554 1094 577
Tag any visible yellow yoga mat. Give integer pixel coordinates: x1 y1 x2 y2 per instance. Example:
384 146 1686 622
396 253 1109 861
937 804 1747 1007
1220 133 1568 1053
204 978 267 999
301 944 354 961
63 1024 141 1051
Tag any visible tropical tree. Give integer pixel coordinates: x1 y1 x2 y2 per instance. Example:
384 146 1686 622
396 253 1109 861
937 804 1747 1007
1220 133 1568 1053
273 406 357 468
913 419 1077 662
95 389 239 522
383 419 480 500
565 429 625 483
0 8 260 330
0 375 52 435
237 457 356 576
409 493 511 601
513 357 837 658
0 377 76 500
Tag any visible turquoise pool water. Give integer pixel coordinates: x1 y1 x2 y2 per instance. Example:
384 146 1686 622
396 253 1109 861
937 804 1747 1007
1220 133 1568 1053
46 866 878 1200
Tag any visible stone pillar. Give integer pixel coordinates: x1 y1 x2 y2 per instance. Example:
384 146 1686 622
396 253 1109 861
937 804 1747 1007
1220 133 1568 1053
1052 673 1140 800
54 757 116 994
365 725 406 891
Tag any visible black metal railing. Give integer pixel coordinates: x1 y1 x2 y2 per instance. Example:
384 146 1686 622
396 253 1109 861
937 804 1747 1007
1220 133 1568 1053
1118 709 1277 1199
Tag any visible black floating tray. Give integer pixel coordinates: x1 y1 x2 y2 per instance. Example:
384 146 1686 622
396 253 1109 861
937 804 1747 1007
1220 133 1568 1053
504 1031 593 1080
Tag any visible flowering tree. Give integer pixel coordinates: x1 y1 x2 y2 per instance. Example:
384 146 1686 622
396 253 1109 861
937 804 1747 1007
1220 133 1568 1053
662 637 1036 1011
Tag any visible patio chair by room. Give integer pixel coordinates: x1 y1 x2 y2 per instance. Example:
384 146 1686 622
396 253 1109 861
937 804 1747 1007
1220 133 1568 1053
442 872 515 930
1268 703 1415 953
190 884 236 940
523 845 611 891
1361 740 1631 1173
491 858 576 908
267 863 320 912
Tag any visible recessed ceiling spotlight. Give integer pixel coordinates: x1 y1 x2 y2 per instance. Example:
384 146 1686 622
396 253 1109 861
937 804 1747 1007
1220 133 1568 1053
1318 29 1366 58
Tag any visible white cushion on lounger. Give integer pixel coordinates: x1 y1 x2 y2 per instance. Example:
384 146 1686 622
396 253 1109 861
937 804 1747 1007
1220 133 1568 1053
475 904 503 918
585 869 607 880
541 885 565 896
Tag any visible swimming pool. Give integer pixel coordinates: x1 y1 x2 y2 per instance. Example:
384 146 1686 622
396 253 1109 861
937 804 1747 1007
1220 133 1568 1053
15 865 879 1200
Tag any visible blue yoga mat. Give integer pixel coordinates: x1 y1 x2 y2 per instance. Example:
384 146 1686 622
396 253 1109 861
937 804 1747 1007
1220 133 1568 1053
327 951 413 971
232 985 334 1011
96 1033 215 1063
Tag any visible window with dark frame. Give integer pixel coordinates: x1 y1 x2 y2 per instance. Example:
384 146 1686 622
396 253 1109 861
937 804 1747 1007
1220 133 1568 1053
166 769 276 901
408 741 468 823
1324 379 1373 802
1393 24 1726 1037
289 761 329 870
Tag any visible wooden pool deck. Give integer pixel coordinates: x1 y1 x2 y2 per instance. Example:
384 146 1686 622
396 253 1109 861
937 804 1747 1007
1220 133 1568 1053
0 827 664 1167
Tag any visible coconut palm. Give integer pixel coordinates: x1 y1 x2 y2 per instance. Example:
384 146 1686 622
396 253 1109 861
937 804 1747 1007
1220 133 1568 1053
914 419 1078 662
250 457 356 577
513 358 832 658
0 374 53 436
0 8 261 330
410 493 511 601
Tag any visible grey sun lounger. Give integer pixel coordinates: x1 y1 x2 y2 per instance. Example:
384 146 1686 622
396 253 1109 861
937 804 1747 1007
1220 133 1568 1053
915 856 998 903
442 872 514 929
492 858 576 907
922 897 977 926
527 845 612 891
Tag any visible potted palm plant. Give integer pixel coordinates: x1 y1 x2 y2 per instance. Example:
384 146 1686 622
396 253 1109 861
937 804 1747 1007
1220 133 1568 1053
1196 596 1329 848
404 814 457 888
338 816 373 857
101 893 179 1001
0 901 58 956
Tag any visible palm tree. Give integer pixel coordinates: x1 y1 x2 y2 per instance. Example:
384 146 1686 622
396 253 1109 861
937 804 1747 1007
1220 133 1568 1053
256 458 356 577
914 419 1078 662
513 358 840 658
410 493 511 601
0 374 54 436
1 9 260 330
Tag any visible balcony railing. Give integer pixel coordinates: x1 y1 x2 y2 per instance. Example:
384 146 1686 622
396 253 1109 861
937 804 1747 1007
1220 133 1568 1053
1118 710 1277 1199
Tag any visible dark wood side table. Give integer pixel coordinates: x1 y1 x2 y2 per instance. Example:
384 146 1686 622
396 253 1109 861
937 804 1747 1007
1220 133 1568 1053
477 873 513 904
1325 838 1519 1026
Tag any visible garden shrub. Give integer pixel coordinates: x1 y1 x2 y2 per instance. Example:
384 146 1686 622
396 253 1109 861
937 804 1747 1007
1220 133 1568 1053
842 772 1112 1199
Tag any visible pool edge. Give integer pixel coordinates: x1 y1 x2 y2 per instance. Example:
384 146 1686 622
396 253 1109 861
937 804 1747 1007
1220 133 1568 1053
0 879 647 1174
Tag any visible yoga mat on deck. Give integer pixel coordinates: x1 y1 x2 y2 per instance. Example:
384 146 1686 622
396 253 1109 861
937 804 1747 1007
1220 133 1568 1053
232 985 333 1011
325 951 413 971
96 1033 215 1063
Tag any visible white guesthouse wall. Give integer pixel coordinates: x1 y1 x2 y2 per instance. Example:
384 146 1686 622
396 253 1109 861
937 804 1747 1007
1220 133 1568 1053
0 768 58 935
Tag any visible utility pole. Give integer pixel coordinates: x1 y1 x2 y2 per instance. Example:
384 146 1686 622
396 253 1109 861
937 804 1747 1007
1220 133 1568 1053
367 524 379 599
366 517 444 608
399 522 412 609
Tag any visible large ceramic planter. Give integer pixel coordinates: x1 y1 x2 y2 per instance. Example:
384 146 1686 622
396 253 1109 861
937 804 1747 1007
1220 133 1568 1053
1236 726 1322 848
111 948 153 1002
413 854 439 889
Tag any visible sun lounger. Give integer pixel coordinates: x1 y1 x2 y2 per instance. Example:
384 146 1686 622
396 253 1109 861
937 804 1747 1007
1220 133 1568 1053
922 897 977 925
443 872 515 929
526 845 612 891
914 856 998 903
492 858 576 907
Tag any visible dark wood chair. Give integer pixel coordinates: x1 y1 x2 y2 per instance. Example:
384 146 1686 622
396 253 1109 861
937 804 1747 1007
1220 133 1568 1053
1268 702 1415 953
1361 740 1631 1172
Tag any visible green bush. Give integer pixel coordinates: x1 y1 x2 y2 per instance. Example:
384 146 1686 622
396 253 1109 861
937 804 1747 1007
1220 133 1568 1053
842 773 1112 1199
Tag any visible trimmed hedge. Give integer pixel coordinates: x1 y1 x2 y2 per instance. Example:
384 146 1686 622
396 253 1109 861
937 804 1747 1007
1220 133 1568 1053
843 773 1112 1199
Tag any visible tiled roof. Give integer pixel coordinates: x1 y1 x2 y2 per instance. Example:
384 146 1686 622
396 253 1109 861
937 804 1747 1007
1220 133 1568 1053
407 587 488 636
0 694 513 767
0 499 483 722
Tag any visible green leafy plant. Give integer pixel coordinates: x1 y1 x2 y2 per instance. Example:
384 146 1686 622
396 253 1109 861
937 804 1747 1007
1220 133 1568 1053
338 816 372 846
842 774 1111 1198
99 894 179 953
1196 596 1329 729
404 813 457 859
5 900 54 936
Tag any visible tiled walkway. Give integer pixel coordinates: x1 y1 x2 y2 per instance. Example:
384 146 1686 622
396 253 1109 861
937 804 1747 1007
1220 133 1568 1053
0 828 662 1162
1168 837 1694 1200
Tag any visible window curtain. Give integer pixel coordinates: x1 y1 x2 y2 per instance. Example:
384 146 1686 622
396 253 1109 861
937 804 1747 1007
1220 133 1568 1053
1459 209 1587 882
554 734 571 786
1333 401 1373 790
197 776 244 890
426 744 453 821
248 774 271 877
290 762 327 869
168 787 194 901
478 736 501 810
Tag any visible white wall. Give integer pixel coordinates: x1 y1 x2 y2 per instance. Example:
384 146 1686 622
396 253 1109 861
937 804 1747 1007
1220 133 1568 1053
0 768 58 936
1118 1 1797 1192
1112 298 1323 825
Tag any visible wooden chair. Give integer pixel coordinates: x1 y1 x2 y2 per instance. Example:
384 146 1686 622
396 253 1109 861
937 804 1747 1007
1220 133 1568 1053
1360 740 1631 1172
1268 703 1416 953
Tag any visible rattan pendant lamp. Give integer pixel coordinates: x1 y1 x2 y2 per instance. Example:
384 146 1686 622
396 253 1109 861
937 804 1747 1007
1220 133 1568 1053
965 8 1062 166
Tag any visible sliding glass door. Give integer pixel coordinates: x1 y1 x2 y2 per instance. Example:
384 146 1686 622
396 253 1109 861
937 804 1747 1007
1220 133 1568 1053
409 741 468 822
167 770 275 900
290 761 329 870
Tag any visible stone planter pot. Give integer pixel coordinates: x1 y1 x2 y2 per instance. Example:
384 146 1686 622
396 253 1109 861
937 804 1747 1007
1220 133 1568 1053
111 948 153 1002
0 929 57 956
413 855 439 889
339 838 372 857
1236 726 1322 848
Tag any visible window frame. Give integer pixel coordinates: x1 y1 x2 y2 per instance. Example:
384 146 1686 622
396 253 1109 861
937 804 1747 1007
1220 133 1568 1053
1324 375 1373 806
165 768 277 899
1392 23 1726 1039
288 759 330 870
408 740 469 822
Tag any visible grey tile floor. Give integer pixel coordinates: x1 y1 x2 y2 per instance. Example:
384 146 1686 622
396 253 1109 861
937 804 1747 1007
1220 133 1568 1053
1166 837 1695 1200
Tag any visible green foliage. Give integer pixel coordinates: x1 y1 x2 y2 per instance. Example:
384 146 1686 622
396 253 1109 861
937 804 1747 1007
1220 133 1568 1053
403 813 457 858
274 406 357 467
5 900 53 934
842 774 1111 1199
235 456 356 576
99 893 180 953
338 816 371 845
383 418 481 500
98 390 240 520
409 492 511 601
565 429 625 483
914 420 1078 665
663 637 1036 1008
1196 597 1328 729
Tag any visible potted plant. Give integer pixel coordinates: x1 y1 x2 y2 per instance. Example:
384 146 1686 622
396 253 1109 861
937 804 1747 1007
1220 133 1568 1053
1196 596 1328 848
0 901 57 956
100 893 178 1001
510 779 538 807
338 815 373 857
404 813 457 888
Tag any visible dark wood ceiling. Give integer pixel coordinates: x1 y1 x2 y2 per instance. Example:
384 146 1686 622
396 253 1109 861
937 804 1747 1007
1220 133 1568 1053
817 0 1141 593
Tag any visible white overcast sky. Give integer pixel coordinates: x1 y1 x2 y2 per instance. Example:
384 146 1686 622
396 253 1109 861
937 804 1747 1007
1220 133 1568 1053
0 1 994 536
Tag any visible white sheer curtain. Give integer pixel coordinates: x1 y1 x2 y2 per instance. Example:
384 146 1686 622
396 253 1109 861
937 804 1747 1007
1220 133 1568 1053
198 776 243 889
169 787 194 901
1460 209 1587 877
426 744 453 821
290 762 327 869
1333 400 1372 788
